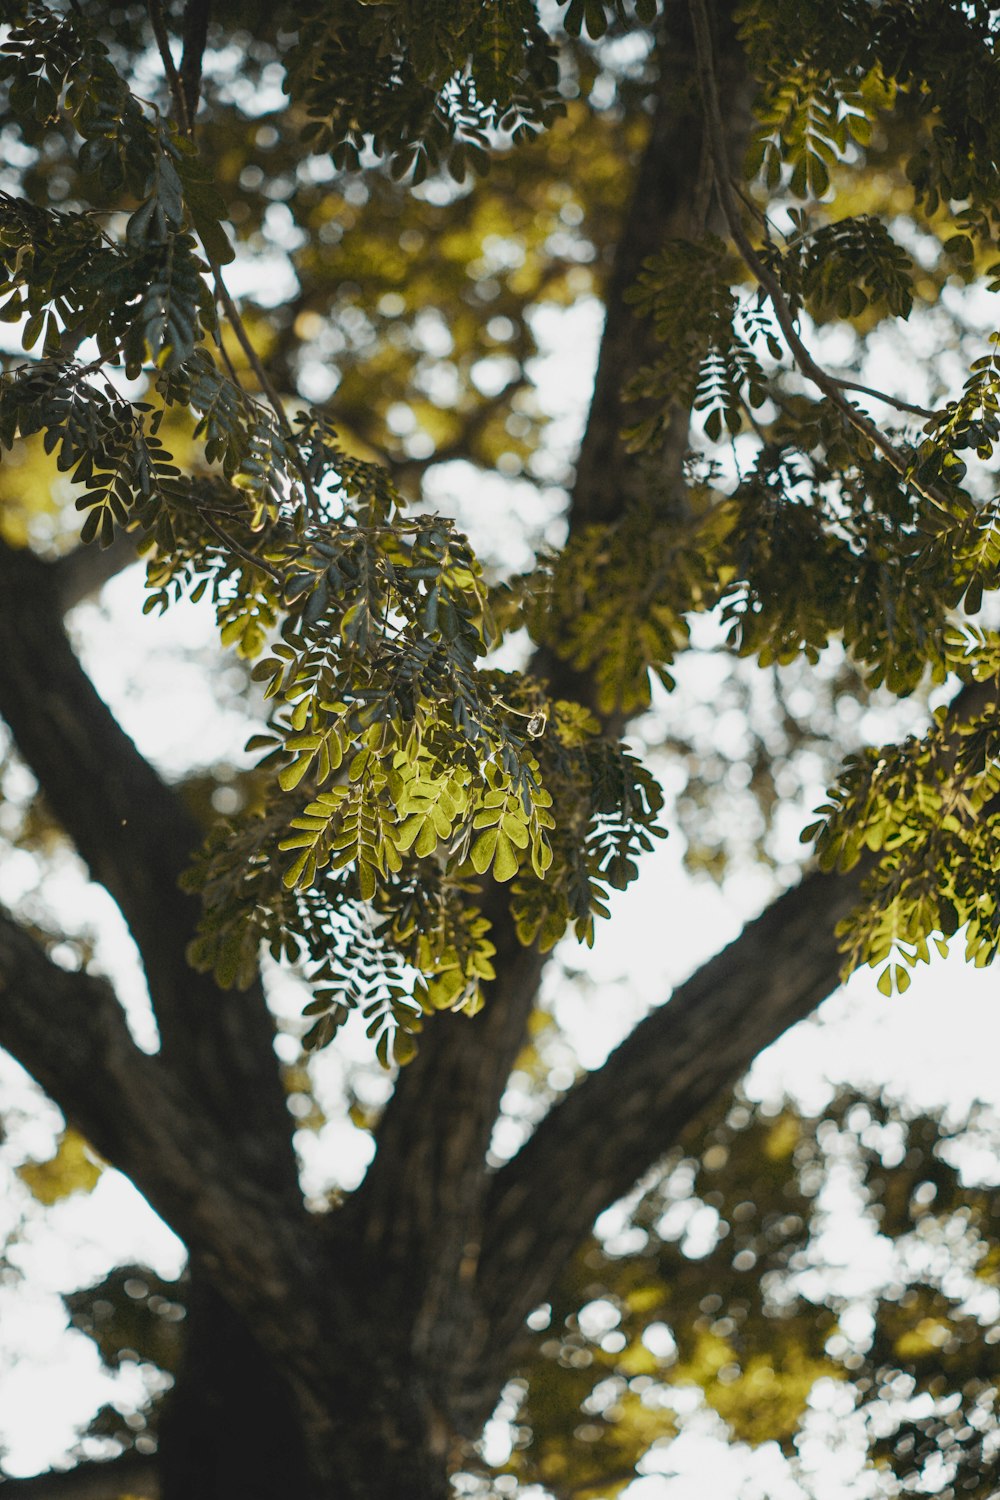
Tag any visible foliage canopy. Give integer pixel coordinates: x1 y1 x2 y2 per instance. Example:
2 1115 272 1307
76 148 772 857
6 0 1000 1057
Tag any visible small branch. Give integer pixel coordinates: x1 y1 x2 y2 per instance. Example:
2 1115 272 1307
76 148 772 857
211 271 289 429
0 539 301 1210
202 516 286 585
214 324 249 394
0 1453 158 1499
180 0 212 129
827 374 935 420
687 0 942 498
691 133 716 240
210 271 323 517
52 529 140 612
147 0 190 136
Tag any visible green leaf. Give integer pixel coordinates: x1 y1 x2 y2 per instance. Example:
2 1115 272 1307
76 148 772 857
279 754 316 791
471 827 499 875
493 829 518 882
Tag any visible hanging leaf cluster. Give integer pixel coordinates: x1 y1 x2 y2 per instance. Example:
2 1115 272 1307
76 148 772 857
287 0 566 183
623 236 773 448
0 5 672 1060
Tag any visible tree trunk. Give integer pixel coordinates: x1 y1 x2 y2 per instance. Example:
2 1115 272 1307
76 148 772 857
158 1283 315 1500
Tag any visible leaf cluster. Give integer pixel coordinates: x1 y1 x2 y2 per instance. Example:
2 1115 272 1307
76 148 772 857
804 676 1000 994
288 0 565 183
624 236 772 447
0 7 670 1060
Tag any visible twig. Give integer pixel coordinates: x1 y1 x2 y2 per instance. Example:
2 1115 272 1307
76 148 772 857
212 270 289 428
732 177 769 228
691 134 716 240
210 270 324 518
827 375 935 420
180 0 212 129
147 0 190 135
213 320 250 395
202 516 286 585
687 0 944 504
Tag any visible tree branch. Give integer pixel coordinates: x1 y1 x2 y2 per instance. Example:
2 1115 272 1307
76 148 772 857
475 866 861 1360
0 538 299 1208
0 905 446 1490
477 674 995 1373
0 909 163 1161
51 531 140 613
827 374 935 421
568 0 751 533
179 0 211 129
0 909 283 1275
147 0 190 135
0 904 360 1454
0 1453 158 1499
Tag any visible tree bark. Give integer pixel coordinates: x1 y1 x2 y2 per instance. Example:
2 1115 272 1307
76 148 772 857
157 1282 313 1500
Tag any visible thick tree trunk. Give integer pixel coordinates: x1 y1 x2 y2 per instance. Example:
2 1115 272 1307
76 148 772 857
157 1283 314 1500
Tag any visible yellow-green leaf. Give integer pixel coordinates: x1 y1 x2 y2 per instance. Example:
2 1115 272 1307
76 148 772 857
471 827 499 874
17 1130 103 1205
493 828 518 882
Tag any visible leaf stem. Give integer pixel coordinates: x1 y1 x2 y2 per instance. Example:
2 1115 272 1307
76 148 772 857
209 269 323 518
147 0 191 136
202 517 286 585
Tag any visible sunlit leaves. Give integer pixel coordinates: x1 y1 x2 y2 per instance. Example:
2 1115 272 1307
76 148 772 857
16 1129 103 1205
746 67 873 199
0 3 668 1063
14 0 1000 1062
802 690 1000 994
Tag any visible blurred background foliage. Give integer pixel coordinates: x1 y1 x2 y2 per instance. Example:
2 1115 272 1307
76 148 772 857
7 1078 1000 1498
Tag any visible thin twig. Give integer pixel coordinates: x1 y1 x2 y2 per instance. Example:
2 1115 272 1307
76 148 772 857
687 0 944 504
826 375 935 420
180 0 212 129
210 271 324 517
147 0 190 135
692 134 716 240
213 321 250 395
202 516 285 585
212 270 289 428
732 177 769 228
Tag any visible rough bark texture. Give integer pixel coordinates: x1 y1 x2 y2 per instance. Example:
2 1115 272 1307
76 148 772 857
0 6 902 1498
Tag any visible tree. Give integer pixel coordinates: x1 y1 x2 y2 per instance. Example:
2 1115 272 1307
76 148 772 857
2 0 1000 1495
